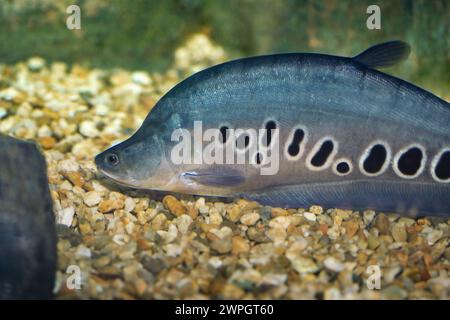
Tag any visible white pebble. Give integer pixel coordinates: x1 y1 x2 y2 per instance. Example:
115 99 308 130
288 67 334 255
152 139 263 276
124 197 136 212
324 257 345 272
0 107 7 119
79 120 99 138
113 234 129 246
304 212 317 221
176 214 193 234
75 245 91 259
58 207 75 227
131 71 152 86
208 257 223 269
83 191 101 207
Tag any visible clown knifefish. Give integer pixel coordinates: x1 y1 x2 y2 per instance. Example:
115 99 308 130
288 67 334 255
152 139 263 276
96 41 450 216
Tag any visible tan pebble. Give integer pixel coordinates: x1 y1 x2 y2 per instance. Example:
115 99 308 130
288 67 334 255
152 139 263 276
271 207 289 217
345 220 359 238
83 191 101 207
319 223 328 235
57 159 79 173
222 283 245 299
266 227 287 244
38 136 56 149
268 216 291 230
309 205 323 215
63 171 84 187
162 195 187 216
151 213 167 230
187 206 198 220
227 206 243 222
288 255 318 274
209 210 223 226
79 222 92 235
210 238 232 254
375 213 390 235
98 199 124 213
237 199 260 210
231 236 250 255
240 212 260 226
391 223 407 242
134 278 147 296
367 234 381 250
93 256 111 268
134 199 149 212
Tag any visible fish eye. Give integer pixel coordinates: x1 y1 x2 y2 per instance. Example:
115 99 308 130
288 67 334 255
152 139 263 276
106 153 120 166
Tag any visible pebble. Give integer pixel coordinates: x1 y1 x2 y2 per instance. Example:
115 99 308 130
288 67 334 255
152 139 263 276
375 213 390 235
57 207 75 227
288 255 319 274
240 212 260 226
210 238 232 254
57 159 80 173
0 107 7 119
391 223 407 243
79 120 99 138
345 220 359 238
231 236 250 254
303 212 317 222
367 234 381 250
162 195 187 216
227 206 243 222
363 210 376 225
124 197 136 212
75 245 91 259
98 199 124 213
176 214 193 234
309 205 323 215
324 257 345 272
83 191 101 207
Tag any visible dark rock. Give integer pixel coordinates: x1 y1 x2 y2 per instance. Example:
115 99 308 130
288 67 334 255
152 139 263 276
141 255 167 275
0 135 56 299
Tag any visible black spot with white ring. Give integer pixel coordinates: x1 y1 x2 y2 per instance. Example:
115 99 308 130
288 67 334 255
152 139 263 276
363 144 388 174
434 150 450 181
397 147 424 177
310 140 335 167
287 128 305 157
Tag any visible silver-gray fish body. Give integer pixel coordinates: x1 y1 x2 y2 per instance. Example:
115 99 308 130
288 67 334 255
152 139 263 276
96 43 450 216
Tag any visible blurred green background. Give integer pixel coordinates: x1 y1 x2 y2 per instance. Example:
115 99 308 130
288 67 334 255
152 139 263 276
0 0 448 95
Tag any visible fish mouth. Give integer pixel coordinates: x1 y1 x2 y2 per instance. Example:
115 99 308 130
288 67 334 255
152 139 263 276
95 160 143 189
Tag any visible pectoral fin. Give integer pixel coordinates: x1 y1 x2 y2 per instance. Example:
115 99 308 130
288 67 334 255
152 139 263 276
182 167 245 186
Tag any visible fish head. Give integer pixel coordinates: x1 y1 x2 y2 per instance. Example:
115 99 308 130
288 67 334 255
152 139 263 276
95 132 174 189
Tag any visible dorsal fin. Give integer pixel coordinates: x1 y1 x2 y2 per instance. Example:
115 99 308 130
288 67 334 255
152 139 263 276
353 41 411 69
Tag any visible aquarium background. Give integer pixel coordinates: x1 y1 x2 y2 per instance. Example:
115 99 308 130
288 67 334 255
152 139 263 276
0 0 448 96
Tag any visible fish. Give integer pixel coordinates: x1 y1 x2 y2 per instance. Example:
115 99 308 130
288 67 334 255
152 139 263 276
95 41 450 216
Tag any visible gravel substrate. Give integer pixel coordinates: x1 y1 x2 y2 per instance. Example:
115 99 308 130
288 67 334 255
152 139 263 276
0 35 448 299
